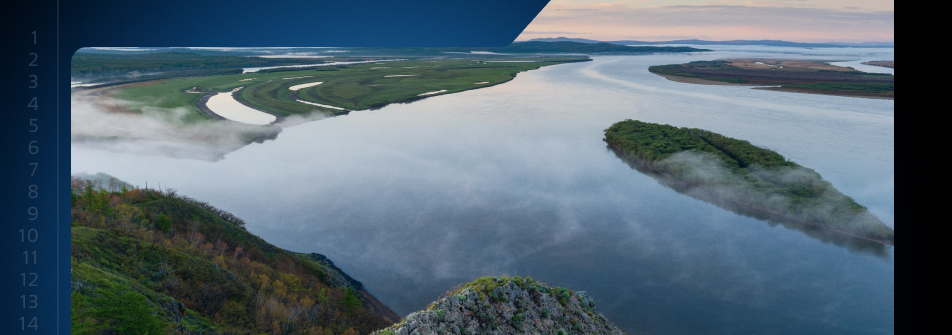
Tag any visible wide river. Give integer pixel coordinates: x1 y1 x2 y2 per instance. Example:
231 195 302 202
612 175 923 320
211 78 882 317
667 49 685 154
72 46 894 334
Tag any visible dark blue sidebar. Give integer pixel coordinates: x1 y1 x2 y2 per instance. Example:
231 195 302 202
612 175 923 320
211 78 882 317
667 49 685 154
0 0 549 333
1 0 66 333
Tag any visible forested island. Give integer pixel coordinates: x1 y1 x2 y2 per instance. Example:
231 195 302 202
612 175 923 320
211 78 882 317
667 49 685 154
648 59 894 99
603 120 894 245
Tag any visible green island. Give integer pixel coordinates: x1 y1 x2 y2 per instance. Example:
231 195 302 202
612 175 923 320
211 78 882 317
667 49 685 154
604 120 894 245
648 59 894 99
69 175 400 334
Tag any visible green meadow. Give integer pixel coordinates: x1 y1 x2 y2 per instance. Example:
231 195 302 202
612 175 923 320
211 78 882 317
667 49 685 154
111 57 589 122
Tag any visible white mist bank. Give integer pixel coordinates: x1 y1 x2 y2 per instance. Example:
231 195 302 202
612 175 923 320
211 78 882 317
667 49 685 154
69 94 332 160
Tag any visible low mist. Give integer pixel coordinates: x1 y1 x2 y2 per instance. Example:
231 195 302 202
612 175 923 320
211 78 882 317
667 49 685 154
70 93 325 161
615 149 891 253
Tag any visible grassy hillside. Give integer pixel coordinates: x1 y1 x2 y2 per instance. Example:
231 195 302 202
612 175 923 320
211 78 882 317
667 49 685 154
604 120 894 245
70 176 396 334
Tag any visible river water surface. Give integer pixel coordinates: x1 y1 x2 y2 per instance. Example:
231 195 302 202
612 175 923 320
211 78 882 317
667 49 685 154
72 46 894 334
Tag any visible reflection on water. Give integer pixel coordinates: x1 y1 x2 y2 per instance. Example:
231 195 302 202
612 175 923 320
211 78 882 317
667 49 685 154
607 145 890 257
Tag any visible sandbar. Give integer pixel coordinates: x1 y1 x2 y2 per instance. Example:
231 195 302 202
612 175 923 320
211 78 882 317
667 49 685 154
288 81 324 91
296 99 347 111
418 90 447 96
205 88 277 125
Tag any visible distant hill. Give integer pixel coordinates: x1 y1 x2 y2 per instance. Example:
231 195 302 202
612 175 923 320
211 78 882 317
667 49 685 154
525 37 894 48
311 42 707 56
74 42 708 58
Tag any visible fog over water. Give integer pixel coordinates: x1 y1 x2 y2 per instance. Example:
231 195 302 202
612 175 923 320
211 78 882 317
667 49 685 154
72 46 894 334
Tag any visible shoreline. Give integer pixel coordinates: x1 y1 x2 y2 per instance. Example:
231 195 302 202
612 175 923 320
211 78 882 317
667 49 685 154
655 73 894 100
753 86 894 100
655 73 760 86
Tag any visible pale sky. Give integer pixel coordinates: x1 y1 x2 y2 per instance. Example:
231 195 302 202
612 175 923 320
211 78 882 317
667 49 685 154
515 0 894 42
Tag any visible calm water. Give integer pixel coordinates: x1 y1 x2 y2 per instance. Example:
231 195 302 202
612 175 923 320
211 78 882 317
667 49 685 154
72 46 894 334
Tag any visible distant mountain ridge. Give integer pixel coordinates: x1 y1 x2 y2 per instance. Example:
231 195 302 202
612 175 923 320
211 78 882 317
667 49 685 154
524 37 894 48
77 42 708 57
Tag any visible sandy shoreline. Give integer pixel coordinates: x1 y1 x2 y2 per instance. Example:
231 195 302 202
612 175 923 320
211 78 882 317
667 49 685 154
753 87 894 100
656 73 760 86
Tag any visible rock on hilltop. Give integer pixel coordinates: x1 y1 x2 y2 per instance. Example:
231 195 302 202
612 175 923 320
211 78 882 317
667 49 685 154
372 276 624 335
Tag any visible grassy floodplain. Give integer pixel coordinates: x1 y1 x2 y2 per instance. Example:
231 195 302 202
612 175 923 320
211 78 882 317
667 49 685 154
604 120 894 245
110 57 589 123
648 59 894 99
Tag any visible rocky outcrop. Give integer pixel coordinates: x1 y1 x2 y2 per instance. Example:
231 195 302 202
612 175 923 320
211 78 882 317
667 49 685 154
373 276 624 335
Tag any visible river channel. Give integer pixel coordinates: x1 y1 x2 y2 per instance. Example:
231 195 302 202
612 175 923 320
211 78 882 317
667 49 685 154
72 46 894 334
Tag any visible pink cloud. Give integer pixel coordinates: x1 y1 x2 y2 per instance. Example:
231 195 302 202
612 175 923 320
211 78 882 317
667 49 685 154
517 4 893 42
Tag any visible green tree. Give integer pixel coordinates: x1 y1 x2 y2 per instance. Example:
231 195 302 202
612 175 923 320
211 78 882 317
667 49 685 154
74 282 167 335
339 287 362 313
155 213 172 233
